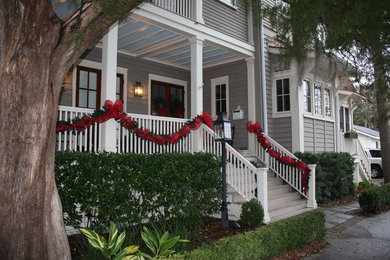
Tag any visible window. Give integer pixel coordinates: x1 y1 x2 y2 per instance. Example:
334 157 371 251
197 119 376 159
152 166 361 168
303 80 311 112
314 83 322 115
339 106 350 132
151 80 185 118
276 78 290 112
324 88 331 117
211 76 229 118
219 0 236 7
76 66 124 109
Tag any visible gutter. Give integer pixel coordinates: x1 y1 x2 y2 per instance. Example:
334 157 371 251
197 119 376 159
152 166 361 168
259 1 268 134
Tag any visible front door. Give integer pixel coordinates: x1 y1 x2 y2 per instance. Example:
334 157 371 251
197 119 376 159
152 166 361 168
151 80 185 118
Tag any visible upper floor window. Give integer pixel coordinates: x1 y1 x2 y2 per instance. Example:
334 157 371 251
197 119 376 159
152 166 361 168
276 78 290 112
339 106 350 132
303 80 311 112
324 88 331 117
314 83 322 115
218 0 236 8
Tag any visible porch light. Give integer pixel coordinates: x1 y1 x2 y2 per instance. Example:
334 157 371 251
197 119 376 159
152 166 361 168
213 112 232 142
134 82 144 97
213 113 237 230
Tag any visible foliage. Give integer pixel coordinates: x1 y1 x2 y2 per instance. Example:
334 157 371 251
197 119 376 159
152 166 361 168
356 180 373 191
295 152 355 204
359 183 390 213
140 226 189 259
80 222 139 260
172 211 326 260
239 199 264 226
55 152 221 231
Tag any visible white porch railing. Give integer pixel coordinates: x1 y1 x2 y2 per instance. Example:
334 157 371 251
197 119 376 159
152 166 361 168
200 124 259 201
117 114 193 154
255 134 309 198
57 106 101 152
151 0 195 20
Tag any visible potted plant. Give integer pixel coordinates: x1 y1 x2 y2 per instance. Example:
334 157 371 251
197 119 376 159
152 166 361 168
344 130 358 139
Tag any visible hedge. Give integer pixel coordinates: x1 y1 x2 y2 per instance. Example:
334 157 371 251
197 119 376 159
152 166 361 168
55 151 221 231
295 152 355 204
359 183 390 213
172 211 326 260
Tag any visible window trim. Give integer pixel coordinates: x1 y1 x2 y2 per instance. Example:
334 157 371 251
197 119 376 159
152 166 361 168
302 78 333 120
72 60 128 111
272 76 291 118
148 74 188 118
210 76 230 119
218 0 237 9
339 106 351 133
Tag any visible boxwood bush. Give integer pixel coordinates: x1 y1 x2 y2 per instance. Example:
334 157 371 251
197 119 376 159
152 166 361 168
359 183 390 213
295 152 355 204
55 151 221 231
172 211 326 259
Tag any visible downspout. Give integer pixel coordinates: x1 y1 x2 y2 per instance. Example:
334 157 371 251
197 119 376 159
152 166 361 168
259 5 268 134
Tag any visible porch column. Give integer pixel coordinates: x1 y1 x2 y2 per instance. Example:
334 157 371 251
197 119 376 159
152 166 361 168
190 36 204 152
246 57 256 154
335 91 341 152
194 0 204 24
291 61 304 152
101 22 118 152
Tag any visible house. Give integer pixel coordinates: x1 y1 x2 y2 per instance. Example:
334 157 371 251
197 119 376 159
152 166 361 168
354 125 381 149
54 0 367 223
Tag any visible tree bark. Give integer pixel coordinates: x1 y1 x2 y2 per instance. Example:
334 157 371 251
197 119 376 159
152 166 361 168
374 61 390 183
0 0 143 258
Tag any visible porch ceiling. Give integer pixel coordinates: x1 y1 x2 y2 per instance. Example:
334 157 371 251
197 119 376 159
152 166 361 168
52 0 246 70
107 17 243 70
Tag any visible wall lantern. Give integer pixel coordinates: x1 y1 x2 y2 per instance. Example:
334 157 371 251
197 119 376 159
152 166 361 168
134 82 144 97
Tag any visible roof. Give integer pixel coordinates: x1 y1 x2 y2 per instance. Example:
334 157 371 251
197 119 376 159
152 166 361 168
353 125 380 138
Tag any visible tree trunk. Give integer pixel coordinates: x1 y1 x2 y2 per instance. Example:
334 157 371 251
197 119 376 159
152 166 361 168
0 1 71 259
374 61 390 183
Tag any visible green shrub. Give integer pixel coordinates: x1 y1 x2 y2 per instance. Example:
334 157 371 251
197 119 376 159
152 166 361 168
295 152 355 204
172 211 326 260
359 183 390 213
55 152 221 231
239 199 264 226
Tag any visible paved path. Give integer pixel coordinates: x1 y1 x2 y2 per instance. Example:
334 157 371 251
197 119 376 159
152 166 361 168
305 202 390 260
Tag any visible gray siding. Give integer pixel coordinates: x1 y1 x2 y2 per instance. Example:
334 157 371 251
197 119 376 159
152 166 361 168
204 59 248 149
304 117 335 153
203 0 248 42
271 117 292 152
60 48 190 115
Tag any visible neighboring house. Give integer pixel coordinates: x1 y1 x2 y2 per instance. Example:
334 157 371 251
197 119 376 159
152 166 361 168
54 0 366 223
354 125 381 149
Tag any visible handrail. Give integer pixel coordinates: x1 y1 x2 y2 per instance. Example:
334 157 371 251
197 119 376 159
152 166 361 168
255 133 308 198
151 0 194 20
200 124 258 202
356 139 371 180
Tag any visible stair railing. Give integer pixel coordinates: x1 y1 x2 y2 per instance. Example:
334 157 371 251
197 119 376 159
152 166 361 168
255 134 309 198
356 139 371 181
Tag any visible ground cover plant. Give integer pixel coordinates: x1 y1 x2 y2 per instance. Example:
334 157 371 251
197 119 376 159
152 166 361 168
359 183 390 213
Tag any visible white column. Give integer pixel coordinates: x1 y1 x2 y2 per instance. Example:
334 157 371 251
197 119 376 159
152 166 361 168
246 57 256 154
194 0 204 24
257 167 270 223
307 164 317 208
335 91 341 152
190 36 204 152
101 22 118 152
291 61 304 152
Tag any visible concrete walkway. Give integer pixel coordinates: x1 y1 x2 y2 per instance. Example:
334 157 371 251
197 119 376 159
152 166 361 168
305 202 390 260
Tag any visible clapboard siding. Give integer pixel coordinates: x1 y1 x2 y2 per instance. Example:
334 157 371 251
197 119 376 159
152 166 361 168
304 117 335 153
270 117 292 152
61 48 191 115
204 59 248 149
262 0 275 29
203 0 248 42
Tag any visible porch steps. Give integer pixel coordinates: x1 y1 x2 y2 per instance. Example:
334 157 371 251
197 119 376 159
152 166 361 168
224 170 311 223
